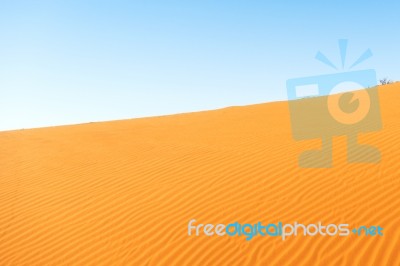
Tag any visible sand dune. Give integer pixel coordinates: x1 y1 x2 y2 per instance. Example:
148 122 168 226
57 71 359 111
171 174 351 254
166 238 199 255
1 84 400 265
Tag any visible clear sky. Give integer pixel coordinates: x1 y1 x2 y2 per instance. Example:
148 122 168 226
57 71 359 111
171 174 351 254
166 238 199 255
0 0 399 131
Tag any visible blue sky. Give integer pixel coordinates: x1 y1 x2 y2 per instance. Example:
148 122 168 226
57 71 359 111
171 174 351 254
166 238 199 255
0 0 399 131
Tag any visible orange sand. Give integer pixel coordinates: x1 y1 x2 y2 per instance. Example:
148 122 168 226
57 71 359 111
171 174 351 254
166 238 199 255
1 84 400 265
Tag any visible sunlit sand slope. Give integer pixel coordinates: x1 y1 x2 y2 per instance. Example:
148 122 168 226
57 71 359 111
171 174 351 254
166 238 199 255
1 84 399 265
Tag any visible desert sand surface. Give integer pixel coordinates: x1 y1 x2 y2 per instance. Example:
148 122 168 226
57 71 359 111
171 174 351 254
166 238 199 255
1 84 400 265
